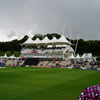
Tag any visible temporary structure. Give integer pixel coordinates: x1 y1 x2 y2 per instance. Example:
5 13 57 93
50 37 58 43
69 53 75 59
48 35 71 45
9 55 16 59
23 35 71 45
4 54 8 58
75 54 80 59
34 38 41 44
23 37 34 45
56 35 71 45
41 36 51 44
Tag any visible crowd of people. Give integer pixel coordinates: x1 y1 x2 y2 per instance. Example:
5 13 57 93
36 58 100 70
0 57 100 70
66 60 100 70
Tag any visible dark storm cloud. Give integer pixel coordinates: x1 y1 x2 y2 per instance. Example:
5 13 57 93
0 0 100 40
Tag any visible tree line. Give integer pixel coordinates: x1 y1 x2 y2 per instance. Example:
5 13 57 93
0 33 100 56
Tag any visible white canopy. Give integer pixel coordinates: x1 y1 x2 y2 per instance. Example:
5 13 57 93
9 55 16 58
56 35 71 45
81 53 92 58
51 37 58 43
23 35 71 45
41 36 51 44
69 53 75 59
81 54 85 58
33 38 41 44
23 37 33 44
4 54 7 58
45 36 71 45
68 46 74 52
75 54 80 59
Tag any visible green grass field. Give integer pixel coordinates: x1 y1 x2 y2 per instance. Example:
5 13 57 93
0 67 100 100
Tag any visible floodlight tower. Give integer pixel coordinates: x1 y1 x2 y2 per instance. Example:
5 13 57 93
69 26 72 43
74 34 80 56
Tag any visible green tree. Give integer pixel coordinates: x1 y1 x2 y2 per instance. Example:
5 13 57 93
13 51 20 57
6 51 12 57
0 51 5 56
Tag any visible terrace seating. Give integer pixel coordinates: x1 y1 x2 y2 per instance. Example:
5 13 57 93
42 61 49 67
47 61 56 67
6 60 14 66
59 61 66 66
18 60 25 66
37 61 42 66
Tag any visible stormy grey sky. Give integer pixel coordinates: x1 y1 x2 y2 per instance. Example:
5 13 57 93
0 0 100 41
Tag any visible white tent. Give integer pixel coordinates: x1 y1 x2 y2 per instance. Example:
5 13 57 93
75 54 80 59
42 36 71 45
69 53 75 59
68 46 74 52
4 54 7 58
23 37 34 44
23 35 71 45
81 54 85 58
41 36 51 44
33 38 41 44
51 37 58 43
81 53 92 58
9 55 16 58
56 35 71 45
81 53 92 61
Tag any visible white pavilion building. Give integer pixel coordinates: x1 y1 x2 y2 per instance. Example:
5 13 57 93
21 35 74 60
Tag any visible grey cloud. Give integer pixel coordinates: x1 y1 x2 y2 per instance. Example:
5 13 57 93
0 0 100 40
7 31 16 38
